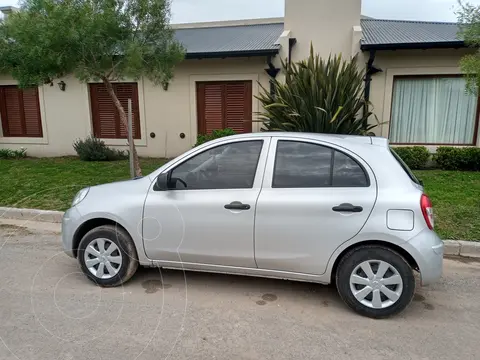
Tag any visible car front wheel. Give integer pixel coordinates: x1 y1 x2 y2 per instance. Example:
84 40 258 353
78 225 138 287
336 245 415 319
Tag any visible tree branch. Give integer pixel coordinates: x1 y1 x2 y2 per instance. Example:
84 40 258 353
101 76 142 177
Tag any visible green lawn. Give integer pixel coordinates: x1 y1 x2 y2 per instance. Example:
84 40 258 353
415 170 480 241
0 158 479 240
0 157 166 211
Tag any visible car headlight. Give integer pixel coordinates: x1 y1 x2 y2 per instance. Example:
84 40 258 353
72 188 90 207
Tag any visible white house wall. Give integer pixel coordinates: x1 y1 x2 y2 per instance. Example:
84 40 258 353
284 0 362 62
2 40 479 157
143 57 269 158
0 74 91 156
0 57 270 158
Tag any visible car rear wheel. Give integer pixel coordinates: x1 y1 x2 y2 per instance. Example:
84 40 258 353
336 245 415 318
78 225 138 287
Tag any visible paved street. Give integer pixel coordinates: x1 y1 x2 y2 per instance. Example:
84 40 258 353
0 221 479 360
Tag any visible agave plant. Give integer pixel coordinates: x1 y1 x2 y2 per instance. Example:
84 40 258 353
256 46 378 134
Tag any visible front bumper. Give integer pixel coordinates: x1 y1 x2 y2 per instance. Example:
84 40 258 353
401 229 444 286
62 207 83 258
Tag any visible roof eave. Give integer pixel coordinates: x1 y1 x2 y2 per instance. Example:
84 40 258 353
185 48 280 59
361 41 466 51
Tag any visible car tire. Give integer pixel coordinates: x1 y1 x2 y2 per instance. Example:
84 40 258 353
336 245 415 319
78 224 138 287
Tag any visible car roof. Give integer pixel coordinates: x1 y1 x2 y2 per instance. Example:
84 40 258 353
221 132 389 147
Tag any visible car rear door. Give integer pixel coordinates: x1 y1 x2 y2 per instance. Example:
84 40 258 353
254 137 377 275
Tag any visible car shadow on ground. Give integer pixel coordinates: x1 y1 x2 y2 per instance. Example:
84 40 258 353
125 266 435 319
127 266 348 310
55 258 434 319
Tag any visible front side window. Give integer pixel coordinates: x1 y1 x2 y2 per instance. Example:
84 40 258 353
390 76 478 144
170 140 263 190
273 141 369 188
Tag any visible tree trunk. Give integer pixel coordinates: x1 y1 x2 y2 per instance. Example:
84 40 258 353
102 77 142 177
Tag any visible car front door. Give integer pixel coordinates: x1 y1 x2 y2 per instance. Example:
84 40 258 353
143 137 270 268
255 138 377 275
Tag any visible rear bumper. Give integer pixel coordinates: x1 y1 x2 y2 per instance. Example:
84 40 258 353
401 229 444 285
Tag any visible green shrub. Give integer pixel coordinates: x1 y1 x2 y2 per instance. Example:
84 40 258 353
0 147 27 159
195 128 236 147
434 147 480 171
73 135 128 161
392 146 430 170
256 45 378 134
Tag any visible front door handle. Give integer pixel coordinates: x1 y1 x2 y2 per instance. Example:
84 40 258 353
332 203 363 213
224 202 251 211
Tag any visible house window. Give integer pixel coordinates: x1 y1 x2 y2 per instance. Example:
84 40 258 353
0 86 43 138
196 81 253 134
89 83 141 139
390 76 479 145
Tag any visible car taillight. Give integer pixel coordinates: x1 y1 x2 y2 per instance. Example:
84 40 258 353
421 194 434 230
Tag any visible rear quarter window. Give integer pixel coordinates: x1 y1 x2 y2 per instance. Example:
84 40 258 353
390 148 422 185
332 151 369 187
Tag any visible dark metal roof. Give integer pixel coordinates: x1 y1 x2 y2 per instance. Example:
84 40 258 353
174 18 466 57
361 19 464 50
175 23 283 59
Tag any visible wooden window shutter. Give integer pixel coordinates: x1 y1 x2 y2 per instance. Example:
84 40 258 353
0 86 42 138
89 83 140 139
22 88 43 137
196 81 252 135
225 82 252 133
197 83 223 135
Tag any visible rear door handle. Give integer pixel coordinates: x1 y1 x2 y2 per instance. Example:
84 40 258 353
225 201 251 211
332 203 363 213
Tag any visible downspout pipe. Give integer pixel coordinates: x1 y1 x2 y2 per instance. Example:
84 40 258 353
364 49 376 107
288 38 297 66
265 55 280 97
364 49 382 119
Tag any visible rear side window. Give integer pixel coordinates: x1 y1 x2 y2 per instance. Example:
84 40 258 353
273 140 369 188
390 148 422 185
273 141 332 188
332 151 369 187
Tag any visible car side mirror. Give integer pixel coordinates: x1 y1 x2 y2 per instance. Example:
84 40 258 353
153 173 170 191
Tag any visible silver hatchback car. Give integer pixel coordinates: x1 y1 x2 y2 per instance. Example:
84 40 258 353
62 133 443 318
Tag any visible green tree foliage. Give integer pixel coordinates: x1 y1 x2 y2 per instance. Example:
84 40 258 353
256 46 378 134
457 1 480 93
0 0 185 176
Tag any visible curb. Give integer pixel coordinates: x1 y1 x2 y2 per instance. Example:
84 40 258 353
0 207 64 223
0 207 479 258
443 240 480 258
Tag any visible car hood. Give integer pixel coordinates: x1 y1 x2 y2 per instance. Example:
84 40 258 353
87 176 152 197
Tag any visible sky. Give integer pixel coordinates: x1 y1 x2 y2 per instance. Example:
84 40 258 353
2 0 480 23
